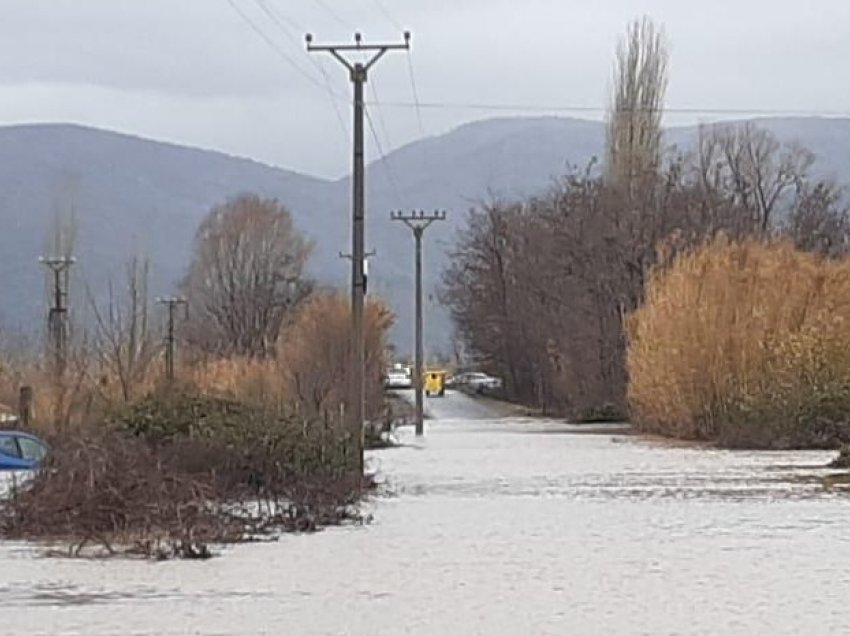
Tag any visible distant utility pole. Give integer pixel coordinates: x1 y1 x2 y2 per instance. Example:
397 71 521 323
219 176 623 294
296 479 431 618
307 31 411 469
39 255 75 377
156 296 188 381
391 210 447 436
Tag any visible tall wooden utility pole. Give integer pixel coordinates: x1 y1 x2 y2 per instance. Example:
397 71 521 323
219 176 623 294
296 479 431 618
390 210 446 436
39 255 75 378
156 296 187 381
307 31 410 470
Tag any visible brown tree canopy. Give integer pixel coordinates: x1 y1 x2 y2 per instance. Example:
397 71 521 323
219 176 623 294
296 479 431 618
181 194 313 357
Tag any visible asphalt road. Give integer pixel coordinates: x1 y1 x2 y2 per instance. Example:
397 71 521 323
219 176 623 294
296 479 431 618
394 388 518 422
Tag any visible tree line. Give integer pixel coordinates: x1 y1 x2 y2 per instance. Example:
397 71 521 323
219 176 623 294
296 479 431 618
1 193 391 431
442 18 850 418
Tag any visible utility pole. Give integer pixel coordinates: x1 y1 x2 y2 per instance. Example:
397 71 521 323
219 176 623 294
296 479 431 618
156 296 187 381
339 250 376 294
307 31 410 470
390 210 446 436
39 255 75 378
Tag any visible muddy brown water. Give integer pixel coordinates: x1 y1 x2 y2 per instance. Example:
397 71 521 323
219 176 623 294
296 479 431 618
2 394 849 635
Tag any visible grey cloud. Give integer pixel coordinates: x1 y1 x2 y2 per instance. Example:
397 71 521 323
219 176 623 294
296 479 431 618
0 0 848 178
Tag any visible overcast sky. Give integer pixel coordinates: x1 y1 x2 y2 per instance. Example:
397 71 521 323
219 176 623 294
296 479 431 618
1 0 848 179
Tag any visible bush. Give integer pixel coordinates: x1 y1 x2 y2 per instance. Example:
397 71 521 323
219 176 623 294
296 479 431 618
627 236 850 448
277 292 392 421
0 391 369 559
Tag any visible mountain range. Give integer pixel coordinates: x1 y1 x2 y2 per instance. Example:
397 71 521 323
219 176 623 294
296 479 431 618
1 116 849 354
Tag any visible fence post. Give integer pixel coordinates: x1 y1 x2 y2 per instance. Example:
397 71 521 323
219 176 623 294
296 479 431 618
18 385 33 428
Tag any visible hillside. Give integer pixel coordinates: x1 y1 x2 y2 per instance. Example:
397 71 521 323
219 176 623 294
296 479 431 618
0 117 848 355
0 123 335 331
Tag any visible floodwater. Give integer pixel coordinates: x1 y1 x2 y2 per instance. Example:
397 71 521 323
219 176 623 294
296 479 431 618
2 392 849 635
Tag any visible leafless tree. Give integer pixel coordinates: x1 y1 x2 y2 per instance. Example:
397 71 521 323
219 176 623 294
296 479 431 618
89 255 158 403
606 16 669 192
696 123 815 231
181 194 314 358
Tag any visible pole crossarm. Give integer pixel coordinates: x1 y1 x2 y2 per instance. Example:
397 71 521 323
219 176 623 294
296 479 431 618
305 32 410 72
390 209 447 233
38 255 76 270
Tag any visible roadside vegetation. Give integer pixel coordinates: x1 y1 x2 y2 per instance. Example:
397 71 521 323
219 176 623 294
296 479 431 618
628 237 850 449
444 17 850 460
0 194 395 558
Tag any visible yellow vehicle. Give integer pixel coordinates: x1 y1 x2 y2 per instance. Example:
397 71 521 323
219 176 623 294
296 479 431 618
423 370 446 397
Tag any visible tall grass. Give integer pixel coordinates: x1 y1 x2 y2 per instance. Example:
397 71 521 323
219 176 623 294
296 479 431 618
627 236 850 448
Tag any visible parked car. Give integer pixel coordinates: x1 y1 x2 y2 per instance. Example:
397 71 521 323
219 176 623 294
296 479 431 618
449 372 502 394
0 431 48 471
384 368 413 390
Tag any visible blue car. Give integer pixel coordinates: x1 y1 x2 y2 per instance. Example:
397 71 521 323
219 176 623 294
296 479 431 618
0 431 48 470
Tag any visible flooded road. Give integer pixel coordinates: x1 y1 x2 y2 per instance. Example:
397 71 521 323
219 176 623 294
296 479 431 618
3 393 850 635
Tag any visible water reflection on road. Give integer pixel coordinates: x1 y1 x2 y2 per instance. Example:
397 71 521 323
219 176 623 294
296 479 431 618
3 396 849 635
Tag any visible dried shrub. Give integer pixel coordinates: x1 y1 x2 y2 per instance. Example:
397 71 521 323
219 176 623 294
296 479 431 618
627 236 850 448
0 391 369 559
191 356 285 409
277 292 393 420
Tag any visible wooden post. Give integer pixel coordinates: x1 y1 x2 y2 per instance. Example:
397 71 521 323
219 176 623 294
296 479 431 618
18 385 33 428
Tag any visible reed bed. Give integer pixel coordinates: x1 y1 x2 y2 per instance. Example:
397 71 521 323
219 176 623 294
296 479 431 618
627 236 850 448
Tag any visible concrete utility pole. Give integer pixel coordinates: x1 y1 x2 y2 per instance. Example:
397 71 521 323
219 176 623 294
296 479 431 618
390 210 446 436
156 296 187 381
39 255 75 377
339 250 376 294
307 31 410 469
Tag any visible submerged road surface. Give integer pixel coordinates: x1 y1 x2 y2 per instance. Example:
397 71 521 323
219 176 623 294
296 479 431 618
2 393 850 635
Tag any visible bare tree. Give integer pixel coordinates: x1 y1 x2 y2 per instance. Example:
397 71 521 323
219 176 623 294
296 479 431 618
89 255 158 403
606 16 669 192
696 123 815 231
181 194 313 357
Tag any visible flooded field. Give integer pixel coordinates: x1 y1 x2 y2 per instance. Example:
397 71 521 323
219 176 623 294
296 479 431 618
2 393 849 635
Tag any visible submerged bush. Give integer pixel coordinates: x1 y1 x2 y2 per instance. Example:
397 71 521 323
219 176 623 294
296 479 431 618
627 236 850 448
0 391 370 559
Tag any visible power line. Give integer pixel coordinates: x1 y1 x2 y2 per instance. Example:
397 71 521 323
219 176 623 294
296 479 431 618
311 0 354 30
365 104 404 207
254 0 349 135
361 99 850 118
372 0 403 30
224 0 333 96
255 0 301 32
311 56 351 137
404 51 431 173
406 54 427 136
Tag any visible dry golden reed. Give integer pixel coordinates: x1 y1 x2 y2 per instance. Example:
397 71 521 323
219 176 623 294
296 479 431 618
627 235 850 448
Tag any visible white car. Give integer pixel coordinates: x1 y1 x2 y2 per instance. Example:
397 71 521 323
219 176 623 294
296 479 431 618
450 372 502 393
384 369 413 389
